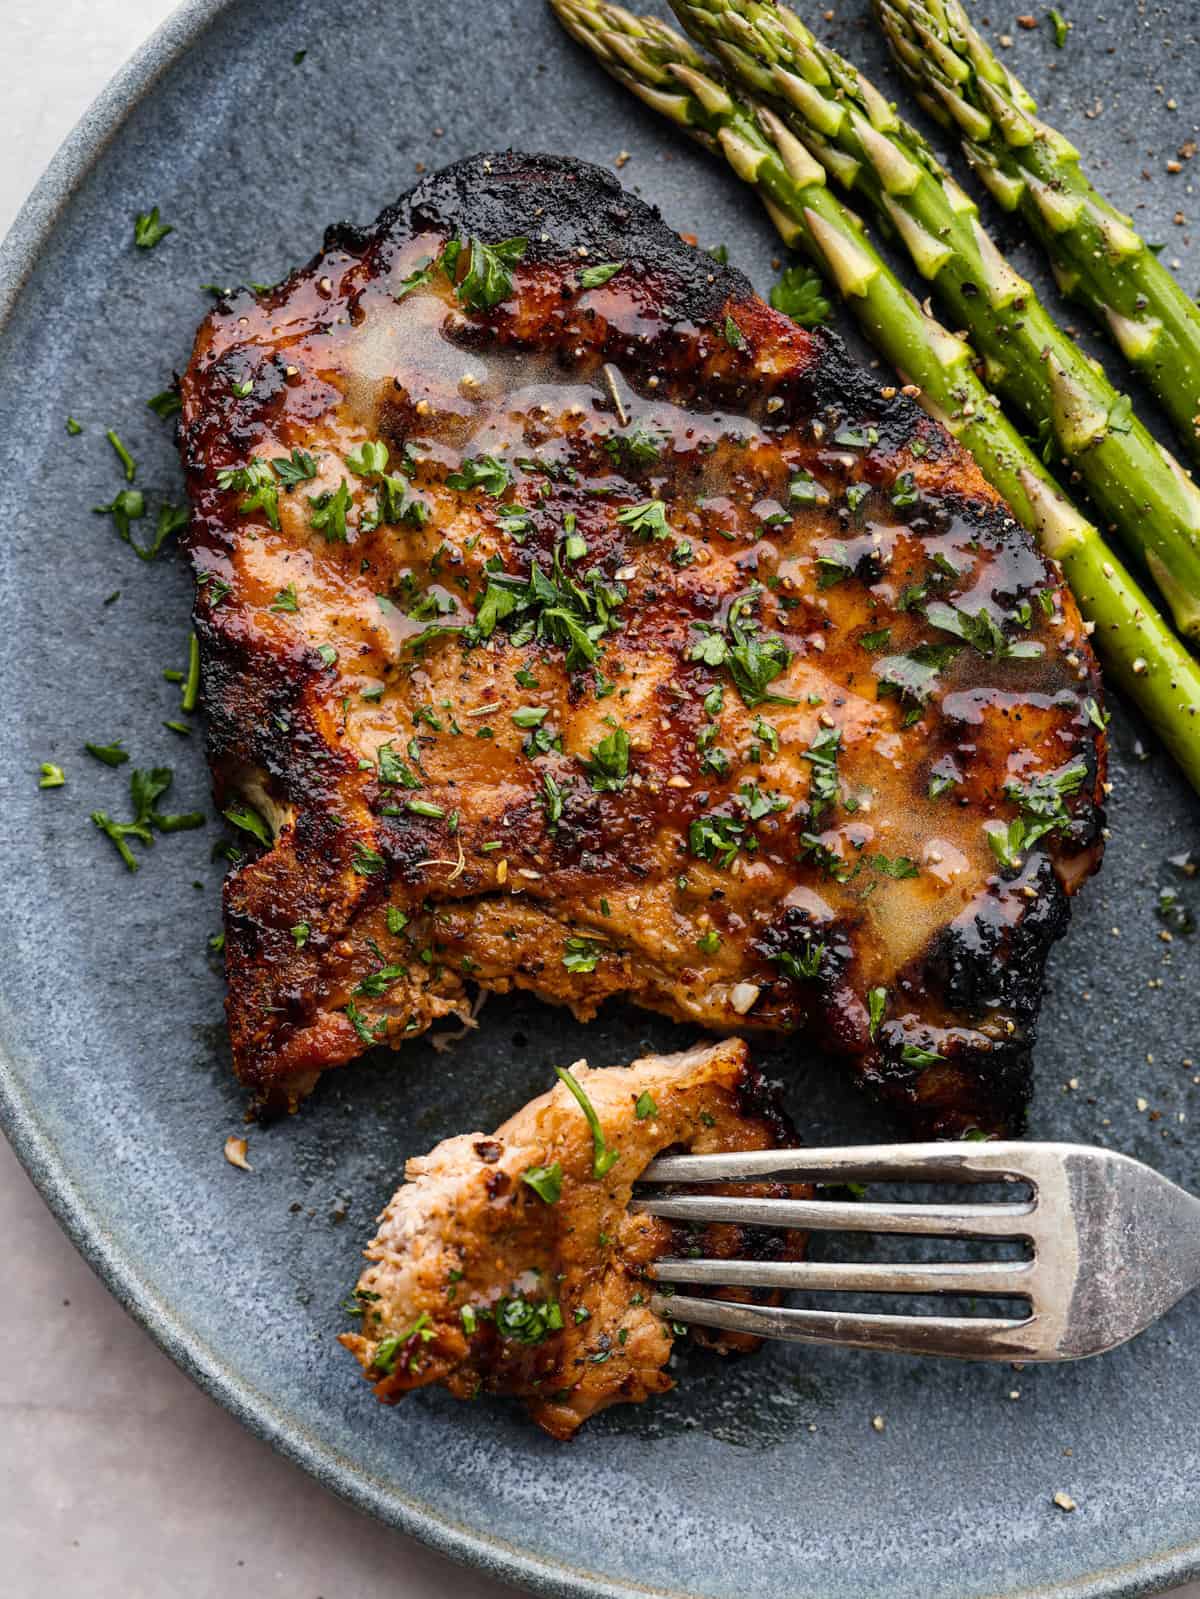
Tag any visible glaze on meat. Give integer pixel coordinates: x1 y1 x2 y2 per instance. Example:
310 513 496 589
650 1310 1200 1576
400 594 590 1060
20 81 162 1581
178 153 1106 1135
339 1038 806 1439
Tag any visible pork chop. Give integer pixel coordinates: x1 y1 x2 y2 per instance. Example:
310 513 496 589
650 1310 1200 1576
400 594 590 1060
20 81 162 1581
178 152 1106 1135
339 1037 806 1438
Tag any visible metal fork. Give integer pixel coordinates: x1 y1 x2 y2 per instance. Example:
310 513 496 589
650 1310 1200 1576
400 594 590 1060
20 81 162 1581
633 1141 1200 1361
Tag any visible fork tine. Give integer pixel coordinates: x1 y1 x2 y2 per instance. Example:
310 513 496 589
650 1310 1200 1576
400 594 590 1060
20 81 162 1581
640 1140 1036 1186
649 1257 1035 1296
632 1192 1033 1238
655 1294 1036 1358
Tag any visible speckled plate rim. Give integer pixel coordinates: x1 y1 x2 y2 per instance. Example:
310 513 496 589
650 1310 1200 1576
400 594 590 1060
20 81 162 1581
1 5 1199 1597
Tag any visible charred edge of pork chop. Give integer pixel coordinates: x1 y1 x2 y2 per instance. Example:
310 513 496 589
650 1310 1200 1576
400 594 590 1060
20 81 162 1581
179 151 1106 1136
339 1037 807 1439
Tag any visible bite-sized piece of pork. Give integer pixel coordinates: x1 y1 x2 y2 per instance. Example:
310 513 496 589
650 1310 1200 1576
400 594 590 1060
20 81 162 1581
339 1038 806 1439
179 151 1106 1135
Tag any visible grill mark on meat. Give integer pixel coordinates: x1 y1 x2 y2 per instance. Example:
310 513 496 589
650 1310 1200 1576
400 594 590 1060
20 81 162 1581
179 152 1105 1135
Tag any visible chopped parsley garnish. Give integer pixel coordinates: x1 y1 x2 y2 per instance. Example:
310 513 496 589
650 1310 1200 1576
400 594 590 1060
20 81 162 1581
987 760 1089 868
38 763 65 789
1083 697 1108 732
562 936 605 974
217 458 279 529
511 705 548 729
308 480 353 541
689 813 748 870
635 1090 658 1119
739 780 787 820
753 715 780 754
386 906 409 936
800 726 841 823
872 853 918 879
845 482 871 514
448 235 527 311
834 425 877 449
347 439 390 478
93 489 145 546
816 544 851 588
134 503 188 562
554 1065 620 1178
376 742 421 788
447 454 511 497
769 262 831 327
470 551 626 670
496 503 533 541
789 470 824 507
291 923 310 948
394 258 434 299
798 832 852 882
604 421 665 469
369 473 429 530
133 207 173 250
696 929 721 955
91 766 203 871
901 1042 944 1068
867 986 887 1039
697 724 730 778
373 1312 435 1373
891 472 919 508
495 1293 563 1345
924 600 1044 660
875 642 960 723
539 770 565 829
688 584 796 709
147 389 181 420
272 447 319 486
771 942 824 981
928 766 959 799
85 740 129 768
860 628 891 653
615 499 671 541
344 999 386 1045
582 726 630 791
269 584 299 613
723 314 747 350
354 962 406 997
223 802 272 847
521 1163 563 1205
580 260 625 289
196 570 231 606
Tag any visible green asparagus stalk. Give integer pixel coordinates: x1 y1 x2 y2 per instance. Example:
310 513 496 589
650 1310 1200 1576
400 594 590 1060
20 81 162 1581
875 0 1200 460
666 0 1200 642
548 0 1200 791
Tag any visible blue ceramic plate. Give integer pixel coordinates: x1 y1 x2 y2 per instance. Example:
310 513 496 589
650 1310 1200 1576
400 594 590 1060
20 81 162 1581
1 2 1199 1595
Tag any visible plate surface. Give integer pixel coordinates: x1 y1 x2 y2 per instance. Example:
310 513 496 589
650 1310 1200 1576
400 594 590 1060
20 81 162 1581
1 2 1199 1596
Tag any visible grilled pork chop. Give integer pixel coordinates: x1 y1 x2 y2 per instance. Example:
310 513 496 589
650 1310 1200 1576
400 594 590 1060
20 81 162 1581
340 1037 806 1438
178 152 1105 1136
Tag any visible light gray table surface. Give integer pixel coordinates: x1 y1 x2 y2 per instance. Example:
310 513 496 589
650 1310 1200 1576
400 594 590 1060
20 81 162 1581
0 5 1196 1599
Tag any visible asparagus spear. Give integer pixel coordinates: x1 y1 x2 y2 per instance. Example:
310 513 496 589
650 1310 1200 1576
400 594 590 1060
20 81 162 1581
876 0 1200 460
666 0 1200 642
548 0 1200 791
